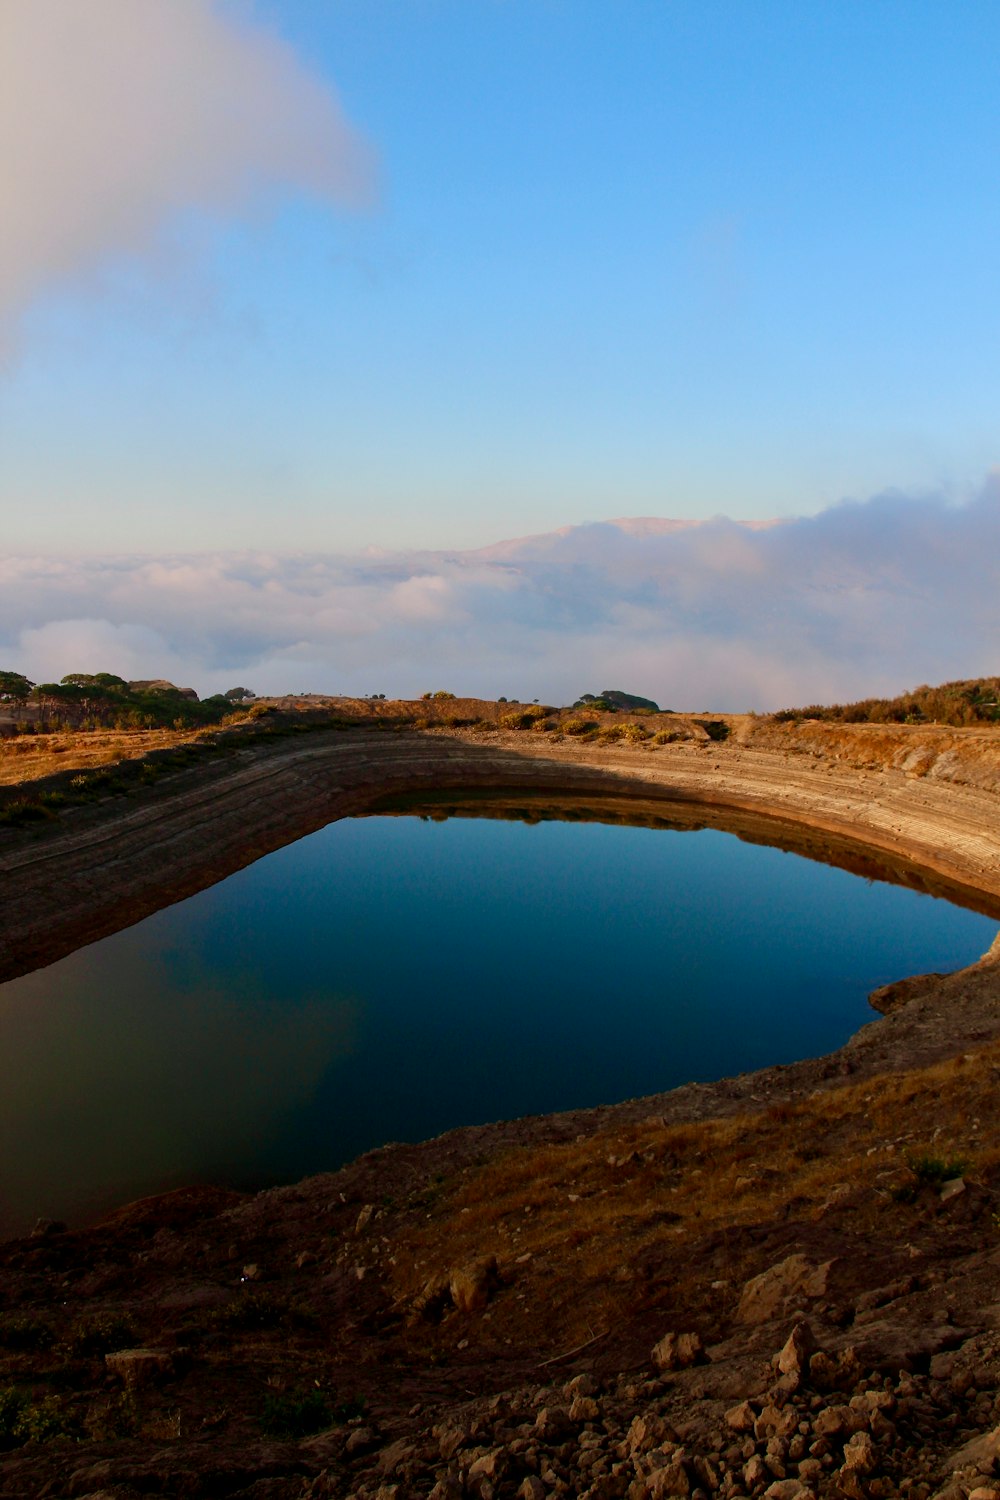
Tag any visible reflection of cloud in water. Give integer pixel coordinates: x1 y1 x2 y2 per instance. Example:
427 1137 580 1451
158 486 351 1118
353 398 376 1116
0 926 358 1233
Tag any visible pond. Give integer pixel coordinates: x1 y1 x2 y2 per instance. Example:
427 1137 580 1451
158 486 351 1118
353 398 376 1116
0 805 996 1236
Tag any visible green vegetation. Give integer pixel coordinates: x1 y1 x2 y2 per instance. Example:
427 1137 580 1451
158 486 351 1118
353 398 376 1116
204 1288 317 1336
0 1316 53 1352
0 1387 78 1450
0 799 54 828
0 671 33 714
694 719 731 742
498 705 550 730
68 1314 139 1358
574 688 661 712
905 1152 968 1185
0 668 259 732
774 676 1000 728
891 1152 969 1202
260 1386 334 1438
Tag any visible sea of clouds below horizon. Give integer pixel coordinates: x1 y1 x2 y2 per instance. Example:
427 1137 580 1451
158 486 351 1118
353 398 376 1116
2 482 998 713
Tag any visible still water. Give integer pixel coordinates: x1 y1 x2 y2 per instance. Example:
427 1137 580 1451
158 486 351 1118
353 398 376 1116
1 811 995 1235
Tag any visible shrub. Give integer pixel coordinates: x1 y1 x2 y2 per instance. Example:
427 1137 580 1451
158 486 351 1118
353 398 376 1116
261 1387 333 1438
0 799 52 827
695 719 731 742
0 1388 77 1449
905 1153 968 1185
0 1316 53 1351
206 1289 311 1332
562 717 597 735
774 676 1000 728
0 1388 26 1451
68 1314 138 1358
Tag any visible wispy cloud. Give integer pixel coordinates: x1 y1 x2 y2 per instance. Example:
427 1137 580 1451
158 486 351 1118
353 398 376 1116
1 482 997 710
0 0 373 332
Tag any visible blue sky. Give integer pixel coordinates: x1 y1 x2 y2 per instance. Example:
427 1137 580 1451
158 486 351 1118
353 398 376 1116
3 0 998 556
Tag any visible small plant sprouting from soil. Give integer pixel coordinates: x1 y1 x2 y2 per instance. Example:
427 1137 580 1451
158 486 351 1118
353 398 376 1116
260 1385 334 1438
906 1152 968 1185
207 1289 316 1334
68 1314 139 1358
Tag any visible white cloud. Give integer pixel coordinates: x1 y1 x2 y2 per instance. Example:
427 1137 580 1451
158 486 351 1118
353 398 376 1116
0 0 373 328
1 481 997 710
16 619 195 691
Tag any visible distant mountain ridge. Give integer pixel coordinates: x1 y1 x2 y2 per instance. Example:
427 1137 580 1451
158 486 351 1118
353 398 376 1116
470 513 783 563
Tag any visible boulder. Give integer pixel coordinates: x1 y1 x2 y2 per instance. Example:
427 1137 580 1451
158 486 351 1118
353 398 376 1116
640 1455 691 1497
948 1424 1000 1477
534 1406 572 1440
104 1348 174 1390
841 1431 877 1474
725 1400 756 1432
651 1331 706 1371
736 1255 835 1324
623 1413 674 1455
776 1321 816 1379
450 1256 499 1313
570 1395 601 1423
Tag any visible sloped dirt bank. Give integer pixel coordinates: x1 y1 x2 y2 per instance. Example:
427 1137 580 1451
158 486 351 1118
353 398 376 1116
2 717 1000 985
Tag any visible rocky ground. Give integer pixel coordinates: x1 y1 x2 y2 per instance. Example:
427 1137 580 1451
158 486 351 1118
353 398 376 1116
2 706 1000 1497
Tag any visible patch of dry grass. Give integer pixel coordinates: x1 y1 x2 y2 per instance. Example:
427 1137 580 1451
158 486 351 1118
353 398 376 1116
0 727 210 786
390 1044 1000 1351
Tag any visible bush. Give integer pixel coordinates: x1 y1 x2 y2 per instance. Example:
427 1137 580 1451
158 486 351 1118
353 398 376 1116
562 717 598 735
905 1152 968 1184
206 1289 314 1332
261 1387 333 1439
775 676 1000 728
695 720 731 742
0 1387 77 1449
0 1316 53 1351
68 1314 138 1358
0 799 53 827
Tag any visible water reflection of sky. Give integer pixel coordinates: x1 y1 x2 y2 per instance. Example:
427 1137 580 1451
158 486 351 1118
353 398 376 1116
1 815 995 1236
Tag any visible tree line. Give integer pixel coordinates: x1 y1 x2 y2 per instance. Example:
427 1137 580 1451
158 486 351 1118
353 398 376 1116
0 672 255 731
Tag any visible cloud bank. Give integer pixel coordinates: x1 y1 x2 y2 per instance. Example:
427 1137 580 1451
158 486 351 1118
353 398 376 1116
1 484 997 711
0 0 372 327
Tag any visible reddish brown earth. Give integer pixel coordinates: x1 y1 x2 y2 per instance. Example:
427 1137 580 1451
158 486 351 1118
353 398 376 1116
1 705 1000 1498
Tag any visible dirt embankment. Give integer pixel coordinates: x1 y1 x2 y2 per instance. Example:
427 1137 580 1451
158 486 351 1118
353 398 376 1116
3 705 1000 1497
2 704 999 984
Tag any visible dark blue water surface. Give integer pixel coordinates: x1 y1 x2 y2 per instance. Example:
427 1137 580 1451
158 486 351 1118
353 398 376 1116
1 812 995 1235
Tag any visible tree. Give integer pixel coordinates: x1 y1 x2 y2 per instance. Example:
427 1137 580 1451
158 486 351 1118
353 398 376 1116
62 672 127 690
0 671 34 720
223 686 256 702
